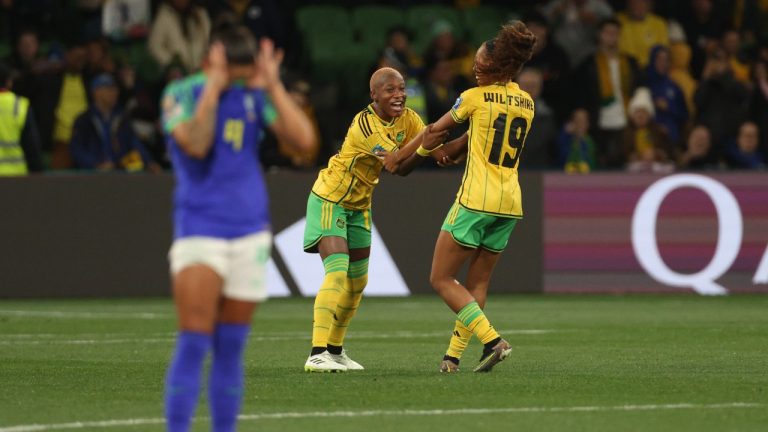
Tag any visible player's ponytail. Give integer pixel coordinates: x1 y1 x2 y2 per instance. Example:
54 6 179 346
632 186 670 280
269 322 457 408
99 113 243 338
488 21 537 82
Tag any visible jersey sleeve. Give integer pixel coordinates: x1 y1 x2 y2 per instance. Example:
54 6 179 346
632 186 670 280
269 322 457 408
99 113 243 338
262 95 277 126
161 82 195 134
450 88 477 123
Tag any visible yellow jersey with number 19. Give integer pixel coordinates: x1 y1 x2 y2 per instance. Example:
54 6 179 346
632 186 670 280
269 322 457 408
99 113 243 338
449 82 535 218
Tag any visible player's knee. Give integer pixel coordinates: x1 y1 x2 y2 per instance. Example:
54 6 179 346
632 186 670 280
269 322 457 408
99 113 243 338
429 273 451 293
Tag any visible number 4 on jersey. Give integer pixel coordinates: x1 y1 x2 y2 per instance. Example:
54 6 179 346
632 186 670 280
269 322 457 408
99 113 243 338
487 114 528 168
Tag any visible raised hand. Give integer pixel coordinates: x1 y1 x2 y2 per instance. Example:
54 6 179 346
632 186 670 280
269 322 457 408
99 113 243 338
207 42 229 92
251 38 284 90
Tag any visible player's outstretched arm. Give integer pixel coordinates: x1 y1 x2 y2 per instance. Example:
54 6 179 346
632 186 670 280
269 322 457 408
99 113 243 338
256 39 316 152
173 43 228 159
392 111 459 175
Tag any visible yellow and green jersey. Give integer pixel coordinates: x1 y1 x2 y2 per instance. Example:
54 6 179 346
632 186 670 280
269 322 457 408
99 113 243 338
312 105 424 210
450 82 535 218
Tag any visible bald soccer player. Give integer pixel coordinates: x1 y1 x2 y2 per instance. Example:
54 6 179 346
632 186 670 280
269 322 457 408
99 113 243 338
302 67 446 372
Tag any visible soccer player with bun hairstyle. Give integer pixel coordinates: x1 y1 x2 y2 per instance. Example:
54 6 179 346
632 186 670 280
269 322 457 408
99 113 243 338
383 21 537 373
161 23 315 431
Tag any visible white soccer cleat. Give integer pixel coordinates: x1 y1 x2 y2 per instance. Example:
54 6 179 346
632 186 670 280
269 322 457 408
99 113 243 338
304 351 347 373
329 349 364 371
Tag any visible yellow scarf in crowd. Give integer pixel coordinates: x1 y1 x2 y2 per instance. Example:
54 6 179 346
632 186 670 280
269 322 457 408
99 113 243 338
634 128 654 156
595 52 632 107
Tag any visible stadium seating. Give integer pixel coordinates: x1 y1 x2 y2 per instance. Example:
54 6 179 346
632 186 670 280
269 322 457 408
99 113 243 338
295 5 350 34
406 5 463 54
462 5 503 48
0 41 10 60
352 5 405 52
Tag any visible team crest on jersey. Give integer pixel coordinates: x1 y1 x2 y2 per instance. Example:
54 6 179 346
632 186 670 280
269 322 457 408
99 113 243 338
396 131 405 143
162 95 182 119
452 96 463 110
336 217 346 229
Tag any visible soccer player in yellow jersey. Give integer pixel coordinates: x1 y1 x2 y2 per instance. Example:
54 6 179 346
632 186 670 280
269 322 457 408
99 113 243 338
385 21 538 373
302 67 446 372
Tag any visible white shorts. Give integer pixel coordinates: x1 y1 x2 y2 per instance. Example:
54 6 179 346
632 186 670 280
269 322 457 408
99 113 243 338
168 231 272 302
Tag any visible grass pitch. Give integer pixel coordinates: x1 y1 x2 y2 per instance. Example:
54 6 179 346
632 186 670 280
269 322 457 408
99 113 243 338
1 295 767 431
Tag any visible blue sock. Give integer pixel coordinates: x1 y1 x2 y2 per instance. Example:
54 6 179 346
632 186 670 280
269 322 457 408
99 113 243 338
165 331 212 432
209 323 250 432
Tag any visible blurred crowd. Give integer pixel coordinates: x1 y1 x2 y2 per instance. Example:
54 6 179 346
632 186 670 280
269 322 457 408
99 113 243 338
0 0 767 175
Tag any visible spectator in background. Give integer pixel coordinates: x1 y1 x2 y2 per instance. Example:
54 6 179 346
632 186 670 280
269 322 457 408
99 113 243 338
524 12 570 122
749 60 768 157
382 26 422 78
117 59 171 169
678 124 718 170
668 23 698 117
101 0 151 41
84 37 116 83
422 20 473 87
208 0 285 48
723 0 760 42
541 0 614 68
622 87 673 173
680 0 725 78
4 28 57 101
573 18 641 169
694 48 750 161
70 74 157 172
517 68 556 169
558 108 596 173
149 0 211 72
721 28 751 84
726 121 764 169
617 0 669 68
422 53 462 126
646 45 688 145
36 40 89 169
0 62 43 175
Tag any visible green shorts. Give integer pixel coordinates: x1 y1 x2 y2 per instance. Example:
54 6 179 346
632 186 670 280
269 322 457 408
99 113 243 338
303 193 373 253
441 202 518 253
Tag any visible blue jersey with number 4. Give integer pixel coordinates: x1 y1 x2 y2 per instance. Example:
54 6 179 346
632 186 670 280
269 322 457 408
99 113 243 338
161 72 277 239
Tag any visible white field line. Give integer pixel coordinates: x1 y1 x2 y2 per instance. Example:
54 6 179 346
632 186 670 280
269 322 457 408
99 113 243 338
0 311 167 319
0 403 762 432
0 329 555 345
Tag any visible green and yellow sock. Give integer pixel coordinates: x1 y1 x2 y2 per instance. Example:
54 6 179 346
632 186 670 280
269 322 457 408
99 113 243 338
311 253 349 349
445 320 473 360
457 301 499 345
328 258 368 347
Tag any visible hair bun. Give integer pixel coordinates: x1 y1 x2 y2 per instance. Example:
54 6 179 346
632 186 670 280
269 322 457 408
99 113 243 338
488 20 537 81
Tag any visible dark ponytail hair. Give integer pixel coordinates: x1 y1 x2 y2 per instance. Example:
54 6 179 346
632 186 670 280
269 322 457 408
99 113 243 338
486 21 537 82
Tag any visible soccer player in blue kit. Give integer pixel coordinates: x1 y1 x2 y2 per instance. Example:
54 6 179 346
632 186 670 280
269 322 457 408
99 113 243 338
160 24 315 432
